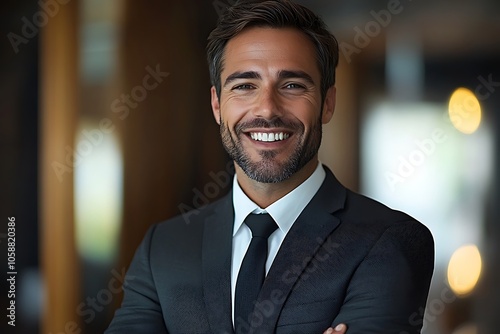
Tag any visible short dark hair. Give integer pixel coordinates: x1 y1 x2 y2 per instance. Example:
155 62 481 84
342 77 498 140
207 0 339 100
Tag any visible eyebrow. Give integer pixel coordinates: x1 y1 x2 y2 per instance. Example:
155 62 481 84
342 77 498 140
223 70 316 88
223 71 261 87
277 70 315 86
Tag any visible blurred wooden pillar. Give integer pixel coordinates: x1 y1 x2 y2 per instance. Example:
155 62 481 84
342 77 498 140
40 0 81 332
116 0 225 289
319 57 360 191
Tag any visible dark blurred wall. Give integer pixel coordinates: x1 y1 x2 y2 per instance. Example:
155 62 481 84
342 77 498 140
0 1 40 333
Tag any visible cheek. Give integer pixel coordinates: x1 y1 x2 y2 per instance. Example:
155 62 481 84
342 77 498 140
289 102 321 127
220 98 250 124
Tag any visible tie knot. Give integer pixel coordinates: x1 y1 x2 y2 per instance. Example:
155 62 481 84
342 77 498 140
245 213 278 239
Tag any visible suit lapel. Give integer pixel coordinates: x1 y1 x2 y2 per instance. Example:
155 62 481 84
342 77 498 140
256 167 347 332
202 193 235 334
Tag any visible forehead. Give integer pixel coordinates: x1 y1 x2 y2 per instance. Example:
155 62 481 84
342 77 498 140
222 27 320 79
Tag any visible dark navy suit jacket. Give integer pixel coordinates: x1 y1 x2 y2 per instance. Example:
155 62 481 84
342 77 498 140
106 167 434 333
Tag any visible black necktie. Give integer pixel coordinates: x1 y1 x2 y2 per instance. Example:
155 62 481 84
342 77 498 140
234 213 278 331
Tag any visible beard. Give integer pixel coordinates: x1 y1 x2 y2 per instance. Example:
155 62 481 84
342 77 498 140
220 116 322 183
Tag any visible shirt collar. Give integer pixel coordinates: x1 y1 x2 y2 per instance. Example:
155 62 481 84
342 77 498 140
232 162 326 236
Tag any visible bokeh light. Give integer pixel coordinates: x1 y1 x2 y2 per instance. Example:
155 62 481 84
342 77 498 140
448 88 482 134
447 244 482 296
74 123 123 263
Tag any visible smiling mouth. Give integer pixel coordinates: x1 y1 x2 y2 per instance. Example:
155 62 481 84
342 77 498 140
249 132 290 142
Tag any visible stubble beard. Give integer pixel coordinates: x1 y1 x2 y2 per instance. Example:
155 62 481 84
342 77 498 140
220 117 322 183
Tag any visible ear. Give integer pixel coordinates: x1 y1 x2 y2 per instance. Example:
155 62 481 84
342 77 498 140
321 86 336 124
210 86 221 125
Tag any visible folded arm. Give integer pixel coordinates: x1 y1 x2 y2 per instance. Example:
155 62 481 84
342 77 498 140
331 221 434 333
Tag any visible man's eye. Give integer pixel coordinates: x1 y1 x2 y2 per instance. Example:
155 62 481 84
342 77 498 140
284 83 305 89
234 84 254 90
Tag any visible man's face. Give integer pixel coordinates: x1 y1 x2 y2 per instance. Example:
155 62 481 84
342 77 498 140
211 27 335 183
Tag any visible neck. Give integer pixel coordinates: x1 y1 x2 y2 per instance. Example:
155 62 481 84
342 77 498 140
235 157 319 208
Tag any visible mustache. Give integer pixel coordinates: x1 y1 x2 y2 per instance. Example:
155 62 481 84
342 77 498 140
235 118 302 134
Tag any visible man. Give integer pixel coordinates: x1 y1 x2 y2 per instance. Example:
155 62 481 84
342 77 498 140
106 1 434 333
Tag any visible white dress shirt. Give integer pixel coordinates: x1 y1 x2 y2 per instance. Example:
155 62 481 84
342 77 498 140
231 162 326 323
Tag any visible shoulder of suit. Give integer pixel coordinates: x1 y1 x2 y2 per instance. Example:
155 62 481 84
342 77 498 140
342 189 424 227
338 190 434 251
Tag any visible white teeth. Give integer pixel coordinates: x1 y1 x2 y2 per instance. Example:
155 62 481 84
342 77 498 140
250 132 290 142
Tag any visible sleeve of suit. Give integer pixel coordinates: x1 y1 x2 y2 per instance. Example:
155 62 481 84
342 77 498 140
331 220 435 334
105 225 169 334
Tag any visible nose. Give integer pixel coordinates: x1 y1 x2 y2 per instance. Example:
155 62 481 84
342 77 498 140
253 87 282 120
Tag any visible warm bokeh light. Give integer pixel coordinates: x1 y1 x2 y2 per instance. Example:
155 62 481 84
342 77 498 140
447 244 482 296
448 88 481 134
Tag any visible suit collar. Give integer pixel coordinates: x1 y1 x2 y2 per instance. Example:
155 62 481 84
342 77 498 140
254 166 347 332
310 165 347 214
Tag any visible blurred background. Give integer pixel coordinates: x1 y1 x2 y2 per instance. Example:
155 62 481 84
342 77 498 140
1 0 499 333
